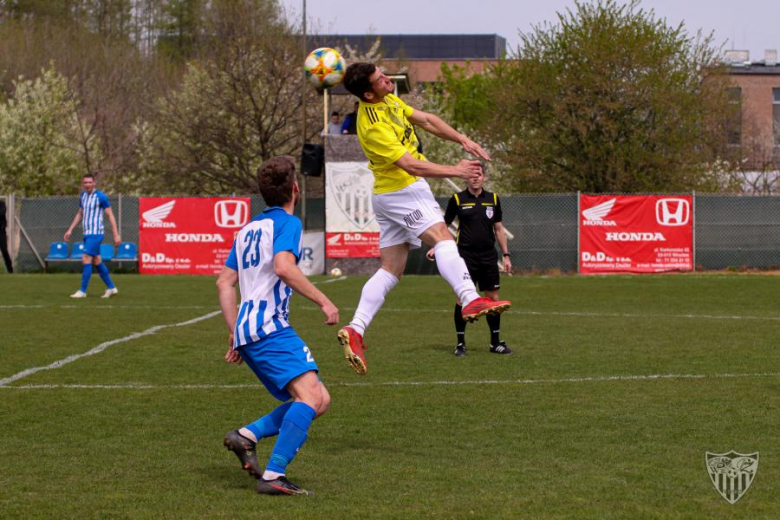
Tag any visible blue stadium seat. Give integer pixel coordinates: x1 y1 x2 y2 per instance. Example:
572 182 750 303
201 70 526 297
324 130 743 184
46 242 69 260
115 242 138 261
70 242 85 259
100 243 115 261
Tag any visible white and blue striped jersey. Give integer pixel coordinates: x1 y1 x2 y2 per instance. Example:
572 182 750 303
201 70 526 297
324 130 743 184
225 207 303 348
79 190 111 235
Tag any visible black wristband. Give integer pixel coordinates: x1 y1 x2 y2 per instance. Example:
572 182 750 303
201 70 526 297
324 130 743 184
503 253 511 257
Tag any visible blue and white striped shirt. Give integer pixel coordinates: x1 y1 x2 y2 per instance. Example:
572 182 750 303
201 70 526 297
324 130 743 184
225 207 303 348
79 190 111 235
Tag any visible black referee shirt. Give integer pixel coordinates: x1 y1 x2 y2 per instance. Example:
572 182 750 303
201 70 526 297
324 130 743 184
443 189 503 260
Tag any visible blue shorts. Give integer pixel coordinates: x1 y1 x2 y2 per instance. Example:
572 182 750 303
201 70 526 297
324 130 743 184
83 235 104 257
237 327 319 402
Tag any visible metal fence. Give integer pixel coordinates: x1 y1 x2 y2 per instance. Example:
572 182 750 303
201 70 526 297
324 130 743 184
3 193 780 273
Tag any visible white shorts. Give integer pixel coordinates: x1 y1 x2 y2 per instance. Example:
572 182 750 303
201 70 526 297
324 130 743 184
372 179 444 250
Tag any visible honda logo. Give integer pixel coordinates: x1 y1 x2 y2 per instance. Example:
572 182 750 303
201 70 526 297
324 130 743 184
656 199 690 226
214 200 249 228
141 200 176 228
582 198 617 226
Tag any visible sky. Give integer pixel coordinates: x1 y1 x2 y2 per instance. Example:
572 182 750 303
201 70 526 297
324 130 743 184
280 0 778 62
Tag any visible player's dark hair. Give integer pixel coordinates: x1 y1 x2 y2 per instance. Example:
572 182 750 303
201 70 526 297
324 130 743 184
344 62 377 101
257 156 296 206
82 173 95 180
331 111 340 117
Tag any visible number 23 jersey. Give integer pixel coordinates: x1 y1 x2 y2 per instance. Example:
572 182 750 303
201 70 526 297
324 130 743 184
225 207 303 348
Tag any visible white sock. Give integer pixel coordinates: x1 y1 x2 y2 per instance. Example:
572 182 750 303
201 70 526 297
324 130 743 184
238 427 257 442
350 268 399 336
434 240 479 306
262 470 284 480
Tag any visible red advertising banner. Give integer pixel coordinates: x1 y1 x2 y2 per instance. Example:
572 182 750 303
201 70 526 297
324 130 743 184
139 197 250 275
326 232 380 258
579 195 693 274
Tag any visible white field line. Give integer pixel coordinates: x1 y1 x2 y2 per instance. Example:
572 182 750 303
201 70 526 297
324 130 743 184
0 277 348 311
5 302 780 323
2 372 778 390
0 277 347 387
0 305 211 310
299 306 780 323
0 311 222 387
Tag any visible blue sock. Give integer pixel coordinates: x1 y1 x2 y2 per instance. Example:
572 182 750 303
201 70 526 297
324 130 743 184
80 264 93 292
265 402 316 474
96 263 115 289
245 402 293 440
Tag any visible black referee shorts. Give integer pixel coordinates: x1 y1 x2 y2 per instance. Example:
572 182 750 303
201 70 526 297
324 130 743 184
460 250 500 292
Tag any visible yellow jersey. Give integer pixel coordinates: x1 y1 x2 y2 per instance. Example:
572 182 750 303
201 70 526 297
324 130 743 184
356 93 426 194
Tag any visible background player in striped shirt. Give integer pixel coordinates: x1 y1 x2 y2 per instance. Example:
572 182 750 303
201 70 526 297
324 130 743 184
64 174 120 298
217 156 339 496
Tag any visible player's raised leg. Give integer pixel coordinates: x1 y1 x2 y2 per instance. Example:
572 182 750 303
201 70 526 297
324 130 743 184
420 223 510 323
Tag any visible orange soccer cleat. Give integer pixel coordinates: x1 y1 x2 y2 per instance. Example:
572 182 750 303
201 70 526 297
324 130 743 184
337 326 368 375
461 296 511 323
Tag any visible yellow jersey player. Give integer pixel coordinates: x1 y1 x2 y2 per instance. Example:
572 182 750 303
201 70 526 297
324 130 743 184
337 62 511 374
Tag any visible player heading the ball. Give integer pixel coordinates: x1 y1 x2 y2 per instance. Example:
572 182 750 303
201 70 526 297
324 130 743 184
336 62 511 375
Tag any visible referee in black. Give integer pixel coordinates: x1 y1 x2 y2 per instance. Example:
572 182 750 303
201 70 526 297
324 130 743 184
429 170 512 356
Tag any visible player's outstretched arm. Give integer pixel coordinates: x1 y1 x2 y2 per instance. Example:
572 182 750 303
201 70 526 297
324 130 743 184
274 252 339 325
64 209 83 241
395 152 482 181
408 109 491 162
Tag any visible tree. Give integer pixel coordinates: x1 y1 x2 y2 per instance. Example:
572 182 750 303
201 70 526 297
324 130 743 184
0 68 98 196
442 0 735 193
138 0 321 194
156 0 203 61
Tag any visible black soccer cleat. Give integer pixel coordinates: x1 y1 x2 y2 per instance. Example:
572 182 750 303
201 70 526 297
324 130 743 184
489 341 513 355
454 343 467 357
224 430 262 478
256 476 312 496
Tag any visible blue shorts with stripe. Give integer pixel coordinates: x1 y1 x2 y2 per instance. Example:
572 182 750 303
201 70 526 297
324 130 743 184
83 234 104 257
237 327 318 402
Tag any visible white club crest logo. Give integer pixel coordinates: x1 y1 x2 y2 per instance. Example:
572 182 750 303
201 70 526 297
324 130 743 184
705 451 759 504
330 163 375 230
486 206 494 219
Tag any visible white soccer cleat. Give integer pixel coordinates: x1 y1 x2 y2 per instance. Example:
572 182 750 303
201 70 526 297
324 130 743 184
70 290 87 299
101 287 119 299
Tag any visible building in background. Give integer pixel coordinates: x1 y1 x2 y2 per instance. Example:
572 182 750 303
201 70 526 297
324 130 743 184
311 33 505 86
723 50 780 171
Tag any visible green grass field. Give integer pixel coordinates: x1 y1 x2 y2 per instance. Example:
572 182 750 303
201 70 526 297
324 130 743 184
1 273 779 519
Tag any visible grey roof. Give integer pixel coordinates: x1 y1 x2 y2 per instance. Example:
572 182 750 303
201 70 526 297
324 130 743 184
310 34 507 60
728 64 780 75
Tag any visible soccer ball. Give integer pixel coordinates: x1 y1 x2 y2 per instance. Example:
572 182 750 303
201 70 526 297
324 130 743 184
304 47 346 90
330 267 343 277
